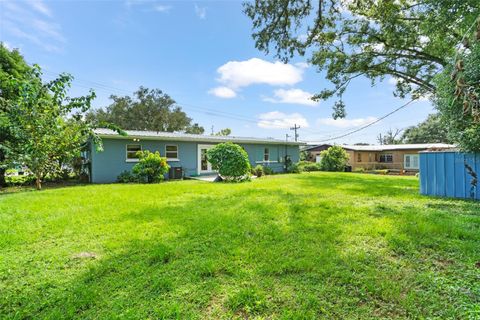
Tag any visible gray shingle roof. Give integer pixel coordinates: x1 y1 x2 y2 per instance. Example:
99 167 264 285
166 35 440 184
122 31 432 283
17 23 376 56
94 128 304 145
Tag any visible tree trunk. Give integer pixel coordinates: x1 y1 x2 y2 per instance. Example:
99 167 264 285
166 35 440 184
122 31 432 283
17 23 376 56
0 167 6 188
0 149 6 188
35 176 42 190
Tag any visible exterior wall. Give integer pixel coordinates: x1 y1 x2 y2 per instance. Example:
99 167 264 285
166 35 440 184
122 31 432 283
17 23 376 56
420 151 479 200
91 138 300 183
347 149 422 171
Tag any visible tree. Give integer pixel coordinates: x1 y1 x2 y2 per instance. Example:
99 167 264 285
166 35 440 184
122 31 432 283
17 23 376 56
207 142 251 181
214 128 232 136
185 123 205 134
377 128 403 145
435 38 480 152
319 145 349 171
401 113 451 144
132 150 170 183
4 66 99 189
0 43 32 187
87 87 205 133
244 0 479 118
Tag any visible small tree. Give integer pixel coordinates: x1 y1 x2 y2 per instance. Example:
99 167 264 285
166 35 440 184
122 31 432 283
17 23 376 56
207 142 250 181
320 146 349 172
132 150 169 183
4 66 99 189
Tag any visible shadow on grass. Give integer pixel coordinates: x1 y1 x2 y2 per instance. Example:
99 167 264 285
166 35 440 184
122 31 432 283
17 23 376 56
2 174 479 319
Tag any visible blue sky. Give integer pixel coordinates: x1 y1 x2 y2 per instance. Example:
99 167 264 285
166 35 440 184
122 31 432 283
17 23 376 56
0 0 435 144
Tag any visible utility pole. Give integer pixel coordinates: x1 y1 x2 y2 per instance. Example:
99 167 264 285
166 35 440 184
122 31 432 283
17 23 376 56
285 133 290 142
211 125 214 135
290 124 300 142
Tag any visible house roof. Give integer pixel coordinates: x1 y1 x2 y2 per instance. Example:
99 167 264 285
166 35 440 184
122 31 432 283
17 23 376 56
341 143 455 152
94 128 305 146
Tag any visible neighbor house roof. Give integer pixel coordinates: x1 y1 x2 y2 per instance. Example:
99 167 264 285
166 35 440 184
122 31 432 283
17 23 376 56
341 143 455 152
94 128 305 145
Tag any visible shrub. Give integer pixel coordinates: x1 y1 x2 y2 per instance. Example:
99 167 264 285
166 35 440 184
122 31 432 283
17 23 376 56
206 142 251 182
298 161 321 172
263 166 274 175
117 170 137 183
319 146 349 172
132 150 170 183
252 165 264 177
5 174 35 186
353 167 365 173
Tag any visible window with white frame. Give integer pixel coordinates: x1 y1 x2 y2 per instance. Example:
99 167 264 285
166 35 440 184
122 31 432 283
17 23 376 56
379 153 393 163
126 144 142 161
264 148 270 161
404 154 419 169
165 145 179 160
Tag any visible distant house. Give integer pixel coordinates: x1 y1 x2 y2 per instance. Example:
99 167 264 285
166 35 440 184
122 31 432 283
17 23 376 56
87 129 303 183
342 144 455 172
302 144 332 163
304 143 455 172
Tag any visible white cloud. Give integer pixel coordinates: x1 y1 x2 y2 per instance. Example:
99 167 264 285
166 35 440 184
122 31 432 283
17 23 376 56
216 58 305 89
2 1 65 52
258 111 309 129
316 116 378 128
29 0 52 17
194 4 206 19
263 88 319 106
153 4 172 13
208 86 237 99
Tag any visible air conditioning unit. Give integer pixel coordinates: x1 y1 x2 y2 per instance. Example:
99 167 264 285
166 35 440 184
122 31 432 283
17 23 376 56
169 167 183 180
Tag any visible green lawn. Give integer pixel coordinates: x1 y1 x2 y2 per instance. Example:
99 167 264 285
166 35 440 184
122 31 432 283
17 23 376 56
1 172 479 319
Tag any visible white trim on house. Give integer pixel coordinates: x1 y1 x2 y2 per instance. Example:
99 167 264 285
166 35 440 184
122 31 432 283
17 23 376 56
255 160 279 164
165 144 179 161
197 144 215 175
404 154 419 169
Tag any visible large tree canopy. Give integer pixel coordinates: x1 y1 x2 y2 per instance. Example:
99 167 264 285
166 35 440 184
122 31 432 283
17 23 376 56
87 87 205 134
401 113 451 144
0 43 32 187
244 0 479 118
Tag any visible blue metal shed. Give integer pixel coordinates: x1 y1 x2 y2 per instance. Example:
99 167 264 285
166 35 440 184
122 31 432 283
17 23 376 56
419 151 479 200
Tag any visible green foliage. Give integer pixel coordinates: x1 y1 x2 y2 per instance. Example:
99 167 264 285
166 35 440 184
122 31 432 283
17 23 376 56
1 173 479 318
435 42 480 152
320 146 349 172
298 161 322 172
402 113 452 144
116 170 137 183
262 166 274 175
3 65 98 189
213 128 232 136
132 150 169 183
0 43 32 187
5 174 35 186
252 164 264 177
244 1 479 117
206 142 251 182
86 87 204 134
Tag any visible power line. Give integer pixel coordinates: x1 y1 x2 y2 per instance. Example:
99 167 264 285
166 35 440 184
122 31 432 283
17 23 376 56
301 99 416 143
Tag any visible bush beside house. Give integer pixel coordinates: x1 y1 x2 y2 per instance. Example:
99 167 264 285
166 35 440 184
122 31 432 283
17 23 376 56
207 142 251 182
117 150 170 183
319 146 350 172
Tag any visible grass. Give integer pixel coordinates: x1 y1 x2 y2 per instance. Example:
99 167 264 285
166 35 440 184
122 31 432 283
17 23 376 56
0 172 479 319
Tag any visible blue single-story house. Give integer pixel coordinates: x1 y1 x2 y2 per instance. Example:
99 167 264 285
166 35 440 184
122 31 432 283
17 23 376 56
87 129 303 183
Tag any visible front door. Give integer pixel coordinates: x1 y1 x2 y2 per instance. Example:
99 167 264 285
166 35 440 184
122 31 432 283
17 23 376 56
198 144 214 174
